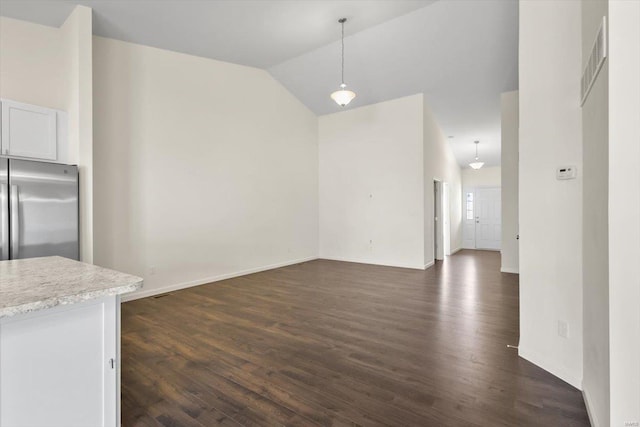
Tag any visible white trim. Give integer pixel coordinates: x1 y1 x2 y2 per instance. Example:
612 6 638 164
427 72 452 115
500 266 519 274
518 346 582 390
582 386 601 427
424 260 435 269
122 256 318 302
464 184 504 189
461 247 500 252
449 247 463 255
319 256 425 271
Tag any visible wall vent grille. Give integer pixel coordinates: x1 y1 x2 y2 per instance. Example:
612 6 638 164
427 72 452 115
152 293 172 299
581 16 607 106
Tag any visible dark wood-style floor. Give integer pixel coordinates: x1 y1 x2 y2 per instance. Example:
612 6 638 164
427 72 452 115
121 250 590 426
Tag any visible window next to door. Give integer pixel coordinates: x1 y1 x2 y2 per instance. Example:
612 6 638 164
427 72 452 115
466 192 474 220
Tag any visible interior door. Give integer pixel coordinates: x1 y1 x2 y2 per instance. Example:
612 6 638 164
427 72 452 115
475 187 501 250
0 158 8 260
8 159 78 260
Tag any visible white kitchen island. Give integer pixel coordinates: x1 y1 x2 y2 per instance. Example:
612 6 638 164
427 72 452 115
0 256 142 427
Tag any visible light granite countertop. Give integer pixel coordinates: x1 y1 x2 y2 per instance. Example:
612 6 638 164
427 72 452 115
0 256 143 319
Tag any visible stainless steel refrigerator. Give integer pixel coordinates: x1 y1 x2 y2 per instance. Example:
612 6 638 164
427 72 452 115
0 157 79 261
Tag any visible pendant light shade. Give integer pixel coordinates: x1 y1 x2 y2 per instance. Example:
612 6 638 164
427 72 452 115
331 84 356 107
469 141 484 169
331 18 356 107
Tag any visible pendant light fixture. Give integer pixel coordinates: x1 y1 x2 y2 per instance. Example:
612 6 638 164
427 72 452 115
330 18 356 107
469 141 485 170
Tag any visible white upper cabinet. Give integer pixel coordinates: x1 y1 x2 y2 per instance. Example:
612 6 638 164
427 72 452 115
1 99 67 162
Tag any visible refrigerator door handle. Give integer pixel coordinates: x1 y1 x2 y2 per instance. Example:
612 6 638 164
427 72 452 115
1 184 8 260
10 185 19 259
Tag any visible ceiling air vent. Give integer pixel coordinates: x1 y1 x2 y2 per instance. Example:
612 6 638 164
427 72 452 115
581 16 607 106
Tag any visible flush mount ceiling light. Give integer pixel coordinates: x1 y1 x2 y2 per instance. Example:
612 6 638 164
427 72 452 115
330 18 356 107
469 141 485 169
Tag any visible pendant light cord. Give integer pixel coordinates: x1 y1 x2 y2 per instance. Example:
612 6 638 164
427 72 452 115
342 22 344 84
341 20 345 85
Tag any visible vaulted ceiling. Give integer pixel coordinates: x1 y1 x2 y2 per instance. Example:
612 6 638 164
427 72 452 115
0 0 518 167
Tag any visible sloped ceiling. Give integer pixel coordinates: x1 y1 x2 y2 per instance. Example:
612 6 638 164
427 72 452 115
0 0 518 167
269 0 518 167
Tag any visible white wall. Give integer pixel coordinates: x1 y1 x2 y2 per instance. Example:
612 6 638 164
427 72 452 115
608 1 640 424
462 166 501 188
0 17 69 111
319 94 425 269
423 99 462 263
0 11 94 262
581 0 609 425
501 91 519 274
318 94 461 270
93 37 319 299
518 0 583 388
60 6 93 263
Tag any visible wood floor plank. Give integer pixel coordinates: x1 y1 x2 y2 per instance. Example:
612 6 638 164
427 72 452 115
121 250 589 426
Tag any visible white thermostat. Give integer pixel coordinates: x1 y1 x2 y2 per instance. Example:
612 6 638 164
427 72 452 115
556 166 577 180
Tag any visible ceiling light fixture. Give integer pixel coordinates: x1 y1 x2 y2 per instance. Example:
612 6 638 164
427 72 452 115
469 141 485 169
330 18 356 107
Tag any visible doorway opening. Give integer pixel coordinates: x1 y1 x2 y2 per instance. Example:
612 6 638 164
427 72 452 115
443 182 451 256
434 179 449 261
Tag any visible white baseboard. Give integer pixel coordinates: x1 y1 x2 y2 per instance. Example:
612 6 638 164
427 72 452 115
122 256 318 302
501 266 519 274
319 256 424 270
449 247 462 255
424 260 435 269
518 346 582 390
582 386 601 427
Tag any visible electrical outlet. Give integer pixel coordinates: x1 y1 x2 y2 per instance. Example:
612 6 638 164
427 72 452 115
149 266 156 276
557 320 569 338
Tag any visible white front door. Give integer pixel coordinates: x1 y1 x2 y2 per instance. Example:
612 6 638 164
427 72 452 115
475 187 501 250
462 189 476 249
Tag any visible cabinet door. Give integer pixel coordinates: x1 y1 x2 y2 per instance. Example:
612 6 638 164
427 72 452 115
0 297 117 427
1 100 58 161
